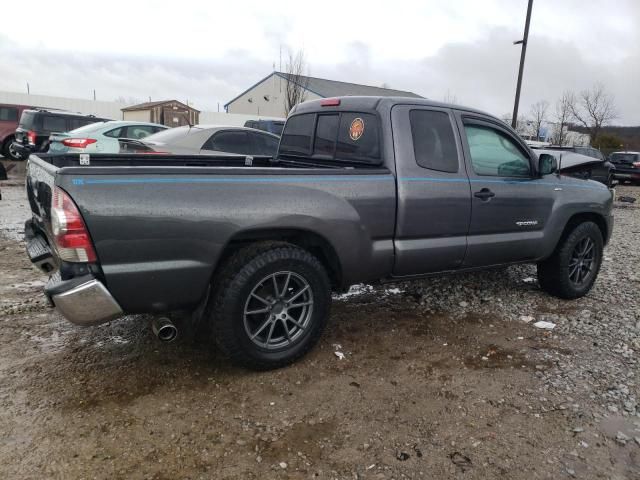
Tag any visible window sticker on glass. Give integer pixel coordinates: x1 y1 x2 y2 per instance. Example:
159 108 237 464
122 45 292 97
349 117 365 141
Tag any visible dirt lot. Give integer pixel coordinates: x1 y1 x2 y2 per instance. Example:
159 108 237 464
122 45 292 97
1 162 640 479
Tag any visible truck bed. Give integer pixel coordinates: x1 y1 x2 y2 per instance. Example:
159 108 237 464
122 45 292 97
26 153 397 314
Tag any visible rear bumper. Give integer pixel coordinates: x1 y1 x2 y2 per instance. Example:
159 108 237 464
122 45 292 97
47 275 123 326
11 141 31 157
613 167 640 180
25 220 122 326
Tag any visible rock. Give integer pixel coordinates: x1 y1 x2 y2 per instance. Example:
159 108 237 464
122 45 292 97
616 431 630 445
459 301 468 308
396 451 410 461
279 462 288 469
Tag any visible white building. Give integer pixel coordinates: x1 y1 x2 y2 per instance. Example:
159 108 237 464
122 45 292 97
225 72 422 117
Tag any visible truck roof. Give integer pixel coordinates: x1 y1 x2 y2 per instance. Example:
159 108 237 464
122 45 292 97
293 96 493 119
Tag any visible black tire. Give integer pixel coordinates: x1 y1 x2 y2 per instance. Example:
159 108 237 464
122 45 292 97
537 221 604 299
210 242 331 370
2 137 24 161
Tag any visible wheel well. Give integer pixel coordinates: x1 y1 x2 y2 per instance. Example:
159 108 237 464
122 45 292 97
561 213 609 245
220 229 343 288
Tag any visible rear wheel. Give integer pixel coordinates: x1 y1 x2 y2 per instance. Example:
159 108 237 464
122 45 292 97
2 137 24 161
210 242 331 370
537 221 603 299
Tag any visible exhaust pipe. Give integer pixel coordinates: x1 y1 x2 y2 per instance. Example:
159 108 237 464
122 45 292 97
151 317 178 343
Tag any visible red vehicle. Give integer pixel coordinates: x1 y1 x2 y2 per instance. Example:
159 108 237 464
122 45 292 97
0 103 33 160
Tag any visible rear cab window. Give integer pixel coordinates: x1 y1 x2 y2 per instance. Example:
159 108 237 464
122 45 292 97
610 153 638 163
279 111 381 165
19 111 40 129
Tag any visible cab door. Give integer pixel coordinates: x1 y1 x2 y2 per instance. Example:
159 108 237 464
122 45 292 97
391 105 472 277
456 113 556 267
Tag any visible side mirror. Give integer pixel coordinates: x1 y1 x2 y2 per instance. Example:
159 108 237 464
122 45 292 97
538 153 558 175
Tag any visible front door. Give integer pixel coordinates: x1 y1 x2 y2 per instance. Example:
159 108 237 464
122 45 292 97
391 105 472 277
457 114 555 267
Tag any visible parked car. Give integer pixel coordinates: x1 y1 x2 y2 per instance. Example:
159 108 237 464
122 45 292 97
529 145 614 186
244 119 285 136
48 121 168 154
119 125 280 157
609 151 640 184
0 103 33 160
25 96 613 370
12 109 110 159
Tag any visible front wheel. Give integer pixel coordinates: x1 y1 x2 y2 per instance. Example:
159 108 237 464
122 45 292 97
537 221 604 299
210 242 331 370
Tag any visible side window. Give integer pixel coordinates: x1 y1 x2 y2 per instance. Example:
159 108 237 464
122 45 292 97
313 114 339 157
42 115 68 132
336 112 380 162
126 125 156 139
252 133 279 156
464 124 531 177
410 110 458 173
205 131 252 154
104 127 124 138
280 113 314 155
0 107 18 122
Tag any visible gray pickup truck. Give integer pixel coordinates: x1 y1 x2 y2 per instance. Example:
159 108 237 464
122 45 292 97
25 96 614 370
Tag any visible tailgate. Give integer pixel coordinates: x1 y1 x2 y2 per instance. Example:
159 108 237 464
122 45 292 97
25 156 58 234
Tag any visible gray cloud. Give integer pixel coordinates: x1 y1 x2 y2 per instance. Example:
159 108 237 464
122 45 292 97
1 27 638 124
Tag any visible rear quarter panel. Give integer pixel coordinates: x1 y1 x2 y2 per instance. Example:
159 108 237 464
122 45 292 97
56 170 396 313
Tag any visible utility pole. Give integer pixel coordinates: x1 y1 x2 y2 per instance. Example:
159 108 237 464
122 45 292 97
26 82 30 94
511 0 534 130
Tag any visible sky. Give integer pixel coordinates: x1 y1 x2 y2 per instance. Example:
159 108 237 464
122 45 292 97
0 0 638 124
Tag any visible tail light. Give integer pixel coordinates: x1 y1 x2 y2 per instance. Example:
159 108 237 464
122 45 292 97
51 187 97 262
633 161 640 168
320 98 341 107
61 138 97 149
27 130 36 145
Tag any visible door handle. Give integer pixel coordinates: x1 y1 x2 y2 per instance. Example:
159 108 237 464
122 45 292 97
474 188 495 200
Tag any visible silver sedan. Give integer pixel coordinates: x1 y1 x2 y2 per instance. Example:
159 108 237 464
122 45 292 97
120 125 281 157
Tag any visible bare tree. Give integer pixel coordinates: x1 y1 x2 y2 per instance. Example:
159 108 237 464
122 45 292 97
443 90 458 104
529 100 549 141
568 83 617 144
553 91 573 145
284 50 309 115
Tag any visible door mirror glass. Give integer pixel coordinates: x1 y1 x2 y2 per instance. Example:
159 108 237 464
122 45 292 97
538 153 558 175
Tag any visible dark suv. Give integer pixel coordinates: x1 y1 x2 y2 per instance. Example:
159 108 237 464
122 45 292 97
244 119 285 136
12 109 110 159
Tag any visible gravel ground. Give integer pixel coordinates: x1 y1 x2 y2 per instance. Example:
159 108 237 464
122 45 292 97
1 162 639 479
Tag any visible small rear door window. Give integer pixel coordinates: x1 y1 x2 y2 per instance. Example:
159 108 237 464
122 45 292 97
104 127 124 138
206 130 253 154
280 113 314 156
410 110 459 173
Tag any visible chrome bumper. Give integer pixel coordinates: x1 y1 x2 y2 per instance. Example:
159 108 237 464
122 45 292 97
52 279 123 326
